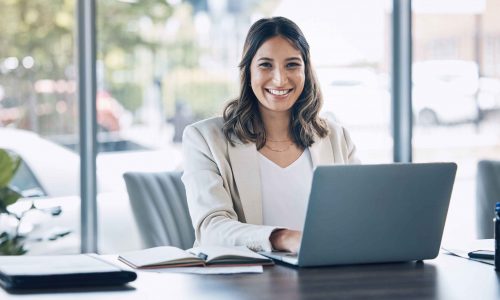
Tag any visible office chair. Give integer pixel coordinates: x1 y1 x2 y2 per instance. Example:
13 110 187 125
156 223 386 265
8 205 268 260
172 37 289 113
123 171 195 249
476 160 500 238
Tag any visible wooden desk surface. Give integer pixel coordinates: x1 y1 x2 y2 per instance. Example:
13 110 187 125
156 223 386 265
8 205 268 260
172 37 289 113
1 254 499 300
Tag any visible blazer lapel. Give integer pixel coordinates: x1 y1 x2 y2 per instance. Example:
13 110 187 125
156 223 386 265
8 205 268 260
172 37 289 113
226 134 334 225
309 134 335 168
227 140 262 225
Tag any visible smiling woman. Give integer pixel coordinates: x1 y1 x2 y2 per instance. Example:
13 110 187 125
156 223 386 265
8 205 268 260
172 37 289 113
250 36 305 114
181 16 360 255
250 36 306 165
222 17 327 152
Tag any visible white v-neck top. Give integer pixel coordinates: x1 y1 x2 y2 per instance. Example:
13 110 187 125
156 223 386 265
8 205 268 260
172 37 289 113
258 148 313 231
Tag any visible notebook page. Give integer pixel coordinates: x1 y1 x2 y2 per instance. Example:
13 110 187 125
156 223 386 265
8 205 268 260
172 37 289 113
119 246 199 267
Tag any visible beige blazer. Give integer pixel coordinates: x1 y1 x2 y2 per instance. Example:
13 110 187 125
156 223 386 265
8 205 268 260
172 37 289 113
181 116 359 251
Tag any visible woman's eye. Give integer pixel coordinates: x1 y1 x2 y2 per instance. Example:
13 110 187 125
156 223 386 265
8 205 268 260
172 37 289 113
287 63 301 68
259 62 272 68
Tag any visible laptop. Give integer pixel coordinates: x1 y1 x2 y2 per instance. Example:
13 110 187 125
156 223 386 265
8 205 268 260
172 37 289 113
0 254 136 291
260 162 457 267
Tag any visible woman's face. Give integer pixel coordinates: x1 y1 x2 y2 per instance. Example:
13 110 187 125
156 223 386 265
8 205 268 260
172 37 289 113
250 36 305 116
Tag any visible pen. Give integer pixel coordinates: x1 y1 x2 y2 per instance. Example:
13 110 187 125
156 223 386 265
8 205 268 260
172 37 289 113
468 250 494 260
198 252 208 261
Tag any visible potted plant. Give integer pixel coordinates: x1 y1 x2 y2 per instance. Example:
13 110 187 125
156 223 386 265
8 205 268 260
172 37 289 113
0 149 69 255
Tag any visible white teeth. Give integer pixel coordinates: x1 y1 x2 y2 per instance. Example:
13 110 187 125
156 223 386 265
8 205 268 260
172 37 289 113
268 89 290 96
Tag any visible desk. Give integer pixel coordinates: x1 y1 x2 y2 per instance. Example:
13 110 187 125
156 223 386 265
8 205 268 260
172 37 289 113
1 254 499 300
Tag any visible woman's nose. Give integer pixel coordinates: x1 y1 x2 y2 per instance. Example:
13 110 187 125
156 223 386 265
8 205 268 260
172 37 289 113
272 67 288 86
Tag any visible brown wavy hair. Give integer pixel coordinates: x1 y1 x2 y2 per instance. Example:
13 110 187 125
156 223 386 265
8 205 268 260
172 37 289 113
222 16 328 149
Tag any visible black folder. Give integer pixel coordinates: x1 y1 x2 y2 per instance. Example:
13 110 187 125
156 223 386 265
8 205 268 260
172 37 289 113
0 254 136 291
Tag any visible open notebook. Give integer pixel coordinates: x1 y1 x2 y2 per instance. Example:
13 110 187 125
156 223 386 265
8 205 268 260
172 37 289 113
118 246 273 269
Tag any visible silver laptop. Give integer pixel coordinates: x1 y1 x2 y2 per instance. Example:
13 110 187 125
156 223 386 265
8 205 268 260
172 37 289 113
260 163 457 267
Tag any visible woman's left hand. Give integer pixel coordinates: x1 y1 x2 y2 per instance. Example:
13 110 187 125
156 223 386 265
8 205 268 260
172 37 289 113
269 229 302 253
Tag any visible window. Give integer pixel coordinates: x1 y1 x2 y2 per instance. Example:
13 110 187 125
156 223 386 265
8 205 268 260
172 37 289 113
3 0 396 254
94 0 393 253
0 0 80 253
413 0 500 243
276 0 392 163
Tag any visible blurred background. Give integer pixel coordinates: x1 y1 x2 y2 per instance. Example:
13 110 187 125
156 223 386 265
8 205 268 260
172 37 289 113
0 0 499 254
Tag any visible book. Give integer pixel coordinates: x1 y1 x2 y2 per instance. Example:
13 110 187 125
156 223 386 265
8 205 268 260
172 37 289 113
118 246 273 269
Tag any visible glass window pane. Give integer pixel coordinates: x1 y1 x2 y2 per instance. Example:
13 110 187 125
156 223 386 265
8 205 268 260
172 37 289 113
413 0 500 243
275 0 392 163
0 0 80 254
96 0 392 253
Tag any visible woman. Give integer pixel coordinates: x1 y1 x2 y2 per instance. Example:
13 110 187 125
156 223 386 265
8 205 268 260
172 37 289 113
182 16 359 254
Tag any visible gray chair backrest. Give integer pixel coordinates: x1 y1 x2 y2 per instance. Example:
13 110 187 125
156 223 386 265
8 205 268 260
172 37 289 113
476 160 500 238
123 171 195 249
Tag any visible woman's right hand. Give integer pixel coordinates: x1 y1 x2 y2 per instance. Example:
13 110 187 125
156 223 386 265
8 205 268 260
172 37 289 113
269 229 302 253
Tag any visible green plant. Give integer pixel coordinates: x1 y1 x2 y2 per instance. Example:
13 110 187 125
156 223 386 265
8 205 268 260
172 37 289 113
0 149 69 255
0 149 22 214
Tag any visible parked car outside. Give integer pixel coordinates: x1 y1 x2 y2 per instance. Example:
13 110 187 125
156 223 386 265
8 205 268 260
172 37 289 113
412 60 480 125
477 77 500 112
0 128 183 254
